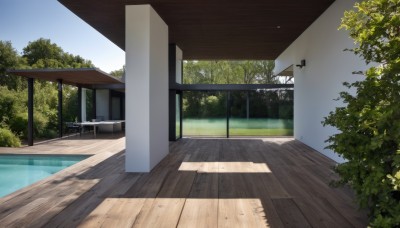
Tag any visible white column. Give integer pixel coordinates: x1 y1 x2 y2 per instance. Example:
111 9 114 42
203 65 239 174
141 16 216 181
81 88 87 121
125 5 169 172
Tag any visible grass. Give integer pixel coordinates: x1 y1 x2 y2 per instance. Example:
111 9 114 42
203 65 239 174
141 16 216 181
182 118 293 136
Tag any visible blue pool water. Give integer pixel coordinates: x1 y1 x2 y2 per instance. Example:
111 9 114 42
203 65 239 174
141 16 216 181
0 154 89 197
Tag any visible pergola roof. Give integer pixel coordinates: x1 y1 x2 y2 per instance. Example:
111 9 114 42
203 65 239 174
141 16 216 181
8 68 123 87
58 0 335 60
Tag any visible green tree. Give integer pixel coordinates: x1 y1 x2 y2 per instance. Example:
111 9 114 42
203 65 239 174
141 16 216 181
110 66 125 78
183 60 277 84
23 38 63 66
257 60 278 84
0 41 20 74
61 53 93 68
0 41 28 90
323 0 400 226
0 39 96 144
23 38 93 69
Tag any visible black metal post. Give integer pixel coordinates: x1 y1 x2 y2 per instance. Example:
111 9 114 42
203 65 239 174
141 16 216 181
179 91 183 139
169 43 178 141
78 86 82 122
27 78 34 146
181 57 184 84
169 90 176 141
169 44 177 88
121 96 125 120
109 90 113 120
227 91 230 138
57 79 63 138
246 91 250 119
92 89 97 120
120 96 124 120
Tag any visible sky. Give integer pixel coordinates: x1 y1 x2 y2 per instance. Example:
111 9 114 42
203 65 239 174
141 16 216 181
0 0 125 73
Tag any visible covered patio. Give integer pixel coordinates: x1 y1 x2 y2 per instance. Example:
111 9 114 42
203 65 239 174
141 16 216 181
52 0 367 172
9 68 125 145
0 136 367 227
0 0 372 226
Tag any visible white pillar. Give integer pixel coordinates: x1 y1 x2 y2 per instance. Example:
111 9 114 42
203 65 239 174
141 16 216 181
125 5 169 172
81 88 87 121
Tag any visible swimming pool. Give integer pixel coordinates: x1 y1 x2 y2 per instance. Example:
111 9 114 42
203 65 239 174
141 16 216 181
0 154 89 198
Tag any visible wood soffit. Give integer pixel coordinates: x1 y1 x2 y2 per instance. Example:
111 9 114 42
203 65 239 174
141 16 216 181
58 0 335 60
8 68 123 87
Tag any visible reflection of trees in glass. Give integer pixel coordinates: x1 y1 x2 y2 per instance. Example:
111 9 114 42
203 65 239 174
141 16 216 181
183 92 226 118
183 90 293 120
183 60 284 84
230 90 293 119
85 90 94 121
182 60 293 120
182 90 294 137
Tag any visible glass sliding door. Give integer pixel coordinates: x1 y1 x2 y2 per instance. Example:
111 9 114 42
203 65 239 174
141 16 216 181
176 93 181 139
183 91 227 137
229 89 293 136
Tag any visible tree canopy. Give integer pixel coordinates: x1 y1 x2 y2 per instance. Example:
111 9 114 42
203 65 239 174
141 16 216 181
183 60 291 84
0 41 28 90
0 38 97 146
182 60 293 125
23 38 94 69
323 0 400 226
110 66 125 78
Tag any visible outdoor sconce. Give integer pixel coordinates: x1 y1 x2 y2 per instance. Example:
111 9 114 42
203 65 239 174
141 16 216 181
296 59 306 68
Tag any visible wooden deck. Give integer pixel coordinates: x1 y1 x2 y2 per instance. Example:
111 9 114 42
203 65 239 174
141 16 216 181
0 135 368 227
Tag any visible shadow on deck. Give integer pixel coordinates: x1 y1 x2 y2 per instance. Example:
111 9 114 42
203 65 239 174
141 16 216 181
0 137 368 227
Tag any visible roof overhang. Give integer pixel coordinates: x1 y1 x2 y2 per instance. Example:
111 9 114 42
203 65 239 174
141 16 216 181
277 65 294 77
8 68 124 87
58 0 335 60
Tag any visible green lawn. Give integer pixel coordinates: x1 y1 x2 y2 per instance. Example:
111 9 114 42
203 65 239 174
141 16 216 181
182 118 293 136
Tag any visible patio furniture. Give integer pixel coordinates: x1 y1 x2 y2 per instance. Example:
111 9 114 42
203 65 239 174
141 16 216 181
97 120 124 133
78 120 125 138
65 122 81 136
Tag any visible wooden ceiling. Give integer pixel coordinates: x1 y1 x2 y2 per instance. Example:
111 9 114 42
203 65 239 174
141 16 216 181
58 0 335 60
9 68 123 86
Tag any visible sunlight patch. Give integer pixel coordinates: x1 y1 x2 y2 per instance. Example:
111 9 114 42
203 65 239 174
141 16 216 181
178 162 271 173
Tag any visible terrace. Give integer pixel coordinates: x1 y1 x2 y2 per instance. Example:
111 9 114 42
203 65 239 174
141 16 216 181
0 135 367 227
0 0 375 226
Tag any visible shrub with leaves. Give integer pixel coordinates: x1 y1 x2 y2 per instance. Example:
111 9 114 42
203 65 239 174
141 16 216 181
0 128 21 147
323 0 400 226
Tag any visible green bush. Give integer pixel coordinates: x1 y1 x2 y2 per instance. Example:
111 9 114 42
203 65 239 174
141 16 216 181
0 128 21 147
33 111 50 138
202 95 221 117
323 0 400 226
9 111 52 139
9 112 28 138
41 129 57 139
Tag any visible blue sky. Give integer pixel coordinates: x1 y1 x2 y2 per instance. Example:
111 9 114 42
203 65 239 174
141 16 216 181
0 0 125 73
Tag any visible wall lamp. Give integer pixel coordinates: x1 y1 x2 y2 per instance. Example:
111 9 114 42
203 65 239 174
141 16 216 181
296 59 306 68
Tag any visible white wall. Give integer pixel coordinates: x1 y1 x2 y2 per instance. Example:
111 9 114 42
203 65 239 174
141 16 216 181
275 0 368 163
96 89 109 121
125 5 169 172
149 8 169 169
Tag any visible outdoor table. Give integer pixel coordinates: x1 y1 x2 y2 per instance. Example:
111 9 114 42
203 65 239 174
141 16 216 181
78 120 125 138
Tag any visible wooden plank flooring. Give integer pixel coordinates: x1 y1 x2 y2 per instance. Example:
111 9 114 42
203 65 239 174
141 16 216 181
0 135 368 227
